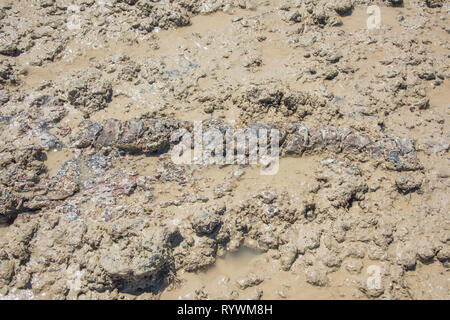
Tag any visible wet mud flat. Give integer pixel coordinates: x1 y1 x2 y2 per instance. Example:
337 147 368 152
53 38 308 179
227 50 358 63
0 0 449 300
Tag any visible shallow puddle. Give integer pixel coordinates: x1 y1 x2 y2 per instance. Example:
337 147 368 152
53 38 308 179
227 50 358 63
44 148 75 177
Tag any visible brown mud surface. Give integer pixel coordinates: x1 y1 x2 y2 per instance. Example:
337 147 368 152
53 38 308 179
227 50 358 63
0 0 449 300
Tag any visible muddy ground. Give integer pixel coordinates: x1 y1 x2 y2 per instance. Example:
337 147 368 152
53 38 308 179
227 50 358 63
0 0 449 300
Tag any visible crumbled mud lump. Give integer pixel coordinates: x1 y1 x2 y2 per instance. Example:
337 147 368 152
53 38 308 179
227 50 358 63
66 71 112 114
279 244 298 271
316 159 367 209
236 273 264 289
0 189 22 224
425 0 444 8
99 227 173 293
329 0 354 16
192 211 221 234
0 0 448 301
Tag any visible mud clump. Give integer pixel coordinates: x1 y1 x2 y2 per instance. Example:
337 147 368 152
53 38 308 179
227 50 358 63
316 159 368 209
425 0 444 8
66 71 113 114
192 211 221 235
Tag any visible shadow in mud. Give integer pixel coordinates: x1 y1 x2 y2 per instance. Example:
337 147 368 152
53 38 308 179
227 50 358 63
114 231 185 296
226 245 264 259
114 268 174 296
339 7 354 17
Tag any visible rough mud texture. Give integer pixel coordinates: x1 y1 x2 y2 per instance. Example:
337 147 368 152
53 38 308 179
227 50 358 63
0 0 449 300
